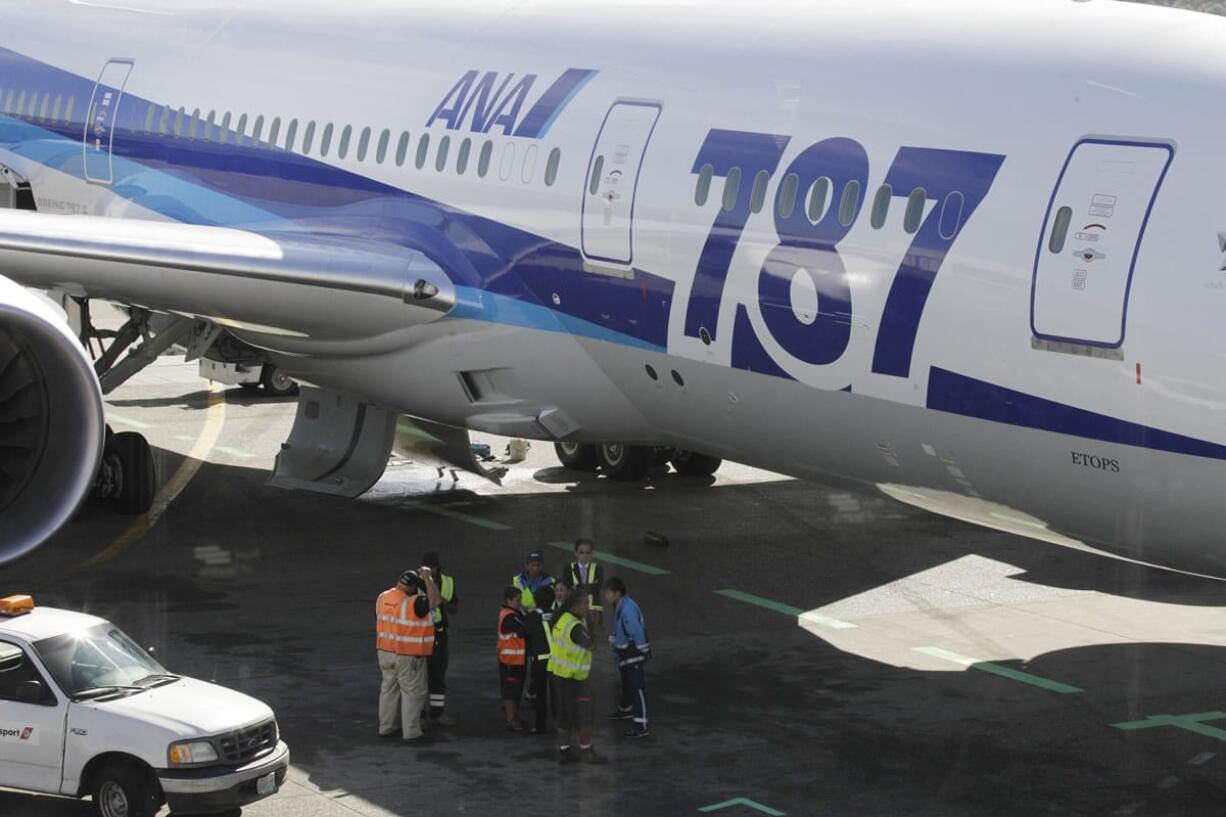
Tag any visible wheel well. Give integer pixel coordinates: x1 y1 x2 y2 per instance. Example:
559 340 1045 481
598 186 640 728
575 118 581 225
77 752 159 799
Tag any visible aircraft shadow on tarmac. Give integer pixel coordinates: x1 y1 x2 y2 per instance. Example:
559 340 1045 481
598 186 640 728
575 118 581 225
107 386 298 410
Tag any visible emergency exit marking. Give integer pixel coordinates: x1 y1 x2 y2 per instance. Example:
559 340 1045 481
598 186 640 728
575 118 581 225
698 797 786 816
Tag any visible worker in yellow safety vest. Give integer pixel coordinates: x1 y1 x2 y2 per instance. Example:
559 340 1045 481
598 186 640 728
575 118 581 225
376 568 440 743
548 591 603 763
567 538 605 630
420 551 458 727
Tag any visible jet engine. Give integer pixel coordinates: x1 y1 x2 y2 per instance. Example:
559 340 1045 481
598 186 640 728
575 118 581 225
0 276 105 564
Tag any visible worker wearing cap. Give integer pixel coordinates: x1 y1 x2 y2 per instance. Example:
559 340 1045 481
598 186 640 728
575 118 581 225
604 577 651 738
511 550 555 613
420 551 458 727
377 568 441 742
549 590 602 763
567 538 605 630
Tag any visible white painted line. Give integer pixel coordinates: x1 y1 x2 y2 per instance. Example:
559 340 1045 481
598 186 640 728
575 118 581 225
798 610 858 630
1189 752 1216 766
106 412 152 430
913 646 978 667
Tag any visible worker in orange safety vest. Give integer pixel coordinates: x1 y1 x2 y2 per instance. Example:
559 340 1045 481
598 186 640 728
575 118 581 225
497 585 528 731
377 567 441 743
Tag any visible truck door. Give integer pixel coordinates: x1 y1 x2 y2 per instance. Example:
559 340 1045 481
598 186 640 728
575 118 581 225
0 641 66 793
83 59 134 185
1031 138 1173 349
581 100 661 268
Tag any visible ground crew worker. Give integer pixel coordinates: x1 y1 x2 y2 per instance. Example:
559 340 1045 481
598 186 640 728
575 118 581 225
376 568 441 743
604 576 651 738
497 586 528 731
420 551 457 726
567 538 605 630
512 550 555 613
523 584 556 735
549 591 602 763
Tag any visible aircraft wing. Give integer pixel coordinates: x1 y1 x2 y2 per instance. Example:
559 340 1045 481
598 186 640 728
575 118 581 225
0 210 457 343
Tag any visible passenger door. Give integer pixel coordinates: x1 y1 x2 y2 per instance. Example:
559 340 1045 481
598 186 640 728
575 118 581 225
83 59 134 185
581 100 661 268
1031 138 1173 349
0 641 66 793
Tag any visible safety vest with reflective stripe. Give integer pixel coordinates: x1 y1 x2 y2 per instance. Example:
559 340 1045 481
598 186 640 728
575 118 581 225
548 612 591 681
536 612 555 661
569 561 603 612
376 588 435 656
512 573 553 613
430 574 455 628
497 607 527 666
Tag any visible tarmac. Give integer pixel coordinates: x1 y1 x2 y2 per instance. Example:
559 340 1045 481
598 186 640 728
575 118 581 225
4 350 1226 816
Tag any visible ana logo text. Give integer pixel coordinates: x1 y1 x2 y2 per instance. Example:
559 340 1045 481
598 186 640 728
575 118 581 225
426 68 597 139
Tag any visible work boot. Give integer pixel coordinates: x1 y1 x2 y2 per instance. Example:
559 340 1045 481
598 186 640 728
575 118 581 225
624 725 650 738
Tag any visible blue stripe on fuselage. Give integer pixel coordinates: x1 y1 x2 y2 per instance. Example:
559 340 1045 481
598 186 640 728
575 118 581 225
0 47 671 351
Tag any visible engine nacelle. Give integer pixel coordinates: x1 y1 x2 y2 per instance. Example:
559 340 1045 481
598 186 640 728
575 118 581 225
0 276 104 564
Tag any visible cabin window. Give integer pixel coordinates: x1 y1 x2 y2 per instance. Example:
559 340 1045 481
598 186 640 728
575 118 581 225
189 109 202 141
499 142 515 181
51 95 63 125
38 93 49 122
158 106 171 136
173 107 185 138
395 131 411 166
143 104 157 134
205 110 218 142
838 180 861 226
870 183 892 229
589 155 604 195
777 173 799 218
251 116 265 146
320 123 334 156
13 91 25 119
457 137 472 174
939 191 964 240
478 140 493 177
63 96 75 125
356 126 371 162
722 166 742 212
268 117 282 149
695 163 714 206
435 135 450 171
1048 205 1073 254
808 177 831 222
337 124 352 159
376 129 391 164
521 144 538 183
24 92 35 119
749 170 770 214
284 119 298 152
544 147 561 187
235 113 247 142
2 90 14 115
415 133 430 169
302 121 316 154
903 187 926 234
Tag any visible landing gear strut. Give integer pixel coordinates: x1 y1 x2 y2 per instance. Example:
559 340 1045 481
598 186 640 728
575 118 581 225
553 442 723 481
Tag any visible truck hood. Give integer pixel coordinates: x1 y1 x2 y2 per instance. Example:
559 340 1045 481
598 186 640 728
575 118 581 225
85 677 273 737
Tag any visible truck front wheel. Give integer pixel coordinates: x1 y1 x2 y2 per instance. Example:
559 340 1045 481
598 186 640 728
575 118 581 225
92 762 159 817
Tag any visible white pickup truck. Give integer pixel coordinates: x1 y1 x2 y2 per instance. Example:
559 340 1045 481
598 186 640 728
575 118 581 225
0 596 290 817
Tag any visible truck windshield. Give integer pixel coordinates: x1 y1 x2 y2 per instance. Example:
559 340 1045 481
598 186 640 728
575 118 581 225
34 623 171 698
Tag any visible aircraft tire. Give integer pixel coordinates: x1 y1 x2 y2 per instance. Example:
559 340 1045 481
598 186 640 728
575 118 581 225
261 365 299 397
110 431 156 515
670 450 722 477
554 442 599 471
598 443 650 481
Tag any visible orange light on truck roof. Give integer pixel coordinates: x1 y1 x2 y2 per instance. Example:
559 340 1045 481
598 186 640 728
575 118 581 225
0 596 34 616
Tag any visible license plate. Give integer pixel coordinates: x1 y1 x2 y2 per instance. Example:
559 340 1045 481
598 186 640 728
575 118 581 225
256 772 276 796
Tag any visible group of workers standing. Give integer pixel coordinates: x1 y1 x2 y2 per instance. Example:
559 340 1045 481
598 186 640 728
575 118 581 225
375 539 651 762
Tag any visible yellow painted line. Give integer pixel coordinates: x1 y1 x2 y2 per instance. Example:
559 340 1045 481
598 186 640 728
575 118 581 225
78 383 227 569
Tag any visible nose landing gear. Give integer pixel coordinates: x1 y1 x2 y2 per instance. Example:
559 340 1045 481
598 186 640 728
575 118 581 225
92 428 156 514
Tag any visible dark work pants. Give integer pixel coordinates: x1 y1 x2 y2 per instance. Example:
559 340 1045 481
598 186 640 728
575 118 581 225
426 633 448 718
531 658 550 732
621 662 648 726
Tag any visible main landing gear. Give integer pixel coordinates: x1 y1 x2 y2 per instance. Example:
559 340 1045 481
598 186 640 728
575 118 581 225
553 443 722 482
92 427 156 514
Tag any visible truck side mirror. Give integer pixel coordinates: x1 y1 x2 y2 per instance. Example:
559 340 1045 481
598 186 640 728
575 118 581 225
15 679 44 704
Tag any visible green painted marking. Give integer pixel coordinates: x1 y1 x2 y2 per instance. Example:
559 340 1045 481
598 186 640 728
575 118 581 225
698 798 785 816
1112 712 1226 741
106 412 152 430
714 589 804 617
545 541 670 575
409 502 511 531
913 646 1083 694
395 422 442 442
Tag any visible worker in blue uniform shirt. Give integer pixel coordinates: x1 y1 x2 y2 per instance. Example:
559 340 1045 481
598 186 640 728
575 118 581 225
512 550 555 701
602 577 651 737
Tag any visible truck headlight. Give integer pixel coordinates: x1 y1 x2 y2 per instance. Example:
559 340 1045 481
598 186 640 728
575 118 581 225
168 740 219 766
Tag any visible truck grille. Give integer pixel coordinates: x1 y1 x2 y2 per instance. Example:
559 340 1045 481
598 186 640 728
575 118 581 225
219 719 276 765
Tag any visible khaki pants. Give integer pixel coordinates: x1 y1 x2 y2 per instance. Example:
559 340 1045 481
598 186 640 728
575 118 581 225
378 651 428 739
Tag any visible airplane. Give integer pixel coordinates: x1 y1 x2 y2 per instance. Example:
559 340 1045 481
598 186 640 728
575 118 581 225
2 0 1224 576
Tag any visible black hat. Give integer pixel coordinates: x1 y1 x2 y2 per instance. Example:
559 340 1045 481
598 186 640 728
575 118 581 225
399 570 421 591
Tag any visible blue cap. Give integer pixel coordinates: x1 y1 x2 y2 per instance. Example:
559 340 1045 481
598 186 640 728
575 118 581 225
527 550 544 563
